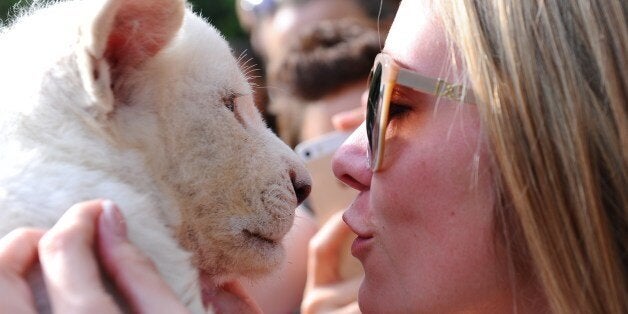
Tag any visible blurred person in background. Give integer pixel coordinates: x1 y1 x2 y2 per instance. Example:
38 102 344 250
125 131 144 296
268 18 384 144
237 0 398 64
236 0 400 147
238 0 399 313
229 3 376 313
235 3 398 313
242 16 396 313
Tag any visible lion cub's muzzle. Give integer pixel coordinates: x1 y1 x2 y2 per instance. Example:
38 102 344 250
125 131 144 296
290 169 311 206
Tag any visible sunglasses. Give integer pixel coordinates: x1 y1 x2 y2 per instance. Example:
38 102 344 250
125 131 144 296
366 53 476 171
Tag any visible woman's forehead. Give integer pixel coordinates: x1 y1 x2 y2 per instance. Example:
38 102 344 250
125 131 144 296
383 0 452 78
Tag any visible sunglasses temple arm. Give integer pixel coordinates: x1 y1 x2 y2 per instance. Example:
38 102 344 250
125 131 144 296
397 70 475 104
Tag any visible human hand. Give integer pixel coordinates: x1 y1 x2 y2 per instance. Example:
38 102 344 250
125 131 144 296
0 226 43 314
0 200 190 313
0 200 266 313
301 211 362 314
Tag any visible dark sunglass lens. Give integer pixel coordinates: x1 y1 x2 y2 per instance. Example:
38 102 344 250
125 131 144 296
367 63 382 157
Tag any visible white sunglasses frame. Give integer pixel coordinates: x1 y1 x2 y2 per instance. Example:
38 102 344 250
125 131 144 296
367 53 476 171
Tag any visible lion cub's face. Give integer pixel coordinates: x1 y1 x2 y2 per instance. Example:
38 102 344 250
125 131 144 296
73 0 311 280
135 14 312 279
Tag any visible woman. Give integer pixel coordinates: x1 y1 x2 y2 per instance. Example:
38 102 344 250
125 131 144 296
1 1 626 313
327 0 626 313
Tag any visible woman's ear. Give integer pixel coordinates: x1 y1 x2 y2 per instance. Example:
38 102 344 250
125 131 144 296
76 0 185 118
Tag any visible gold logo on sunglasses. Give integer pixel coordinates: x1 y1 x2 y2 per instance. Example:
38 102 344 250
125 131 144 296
434 79 464 101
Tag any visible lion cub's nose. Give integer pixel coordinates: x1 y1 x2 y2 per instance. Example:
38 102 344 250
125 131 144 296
290 170 311 205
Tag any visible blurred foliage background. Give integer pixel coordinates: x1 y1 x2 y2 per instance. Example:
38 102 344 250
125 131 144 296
0 0 248 41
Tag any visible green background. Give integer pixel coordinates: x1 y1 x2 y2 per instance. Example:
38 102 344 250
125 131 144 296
0 0 247 41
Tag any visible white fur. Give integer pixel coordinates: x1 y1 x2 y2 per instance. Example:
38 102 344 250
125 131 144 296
0 0 310 312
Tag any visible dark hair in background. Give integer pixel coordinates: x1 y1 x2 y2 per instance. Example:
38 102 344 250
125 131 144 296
270 18 383 101
360 0 401 21
245 0 400 20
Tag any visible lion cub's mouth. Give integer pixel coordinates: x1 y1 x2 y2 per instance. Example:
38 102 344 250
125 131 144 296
242 229 278 245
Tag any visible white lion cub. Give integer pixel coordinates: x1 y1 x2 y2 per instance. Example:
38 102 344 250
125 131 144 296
0 0 311 312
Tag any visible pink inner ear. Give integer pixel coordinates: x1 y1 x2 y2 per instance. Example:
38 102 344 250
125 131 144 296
104 4 182 69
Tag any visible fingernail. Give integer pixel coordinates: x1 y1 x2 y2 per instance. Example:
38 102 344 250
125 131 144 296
102 200 127 238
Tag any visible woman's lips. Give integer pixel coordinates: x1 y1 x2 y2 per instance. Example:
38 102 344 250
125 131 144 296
342 208 374 259
351 235 374 259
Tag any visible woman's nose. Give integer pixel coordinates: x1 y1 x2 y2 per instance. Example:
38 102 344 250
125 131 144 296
332 123 372 192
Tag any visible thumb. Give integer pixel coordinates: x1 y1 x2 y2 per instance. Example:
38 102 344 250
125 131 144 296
97 200 188 313
307 211 352 286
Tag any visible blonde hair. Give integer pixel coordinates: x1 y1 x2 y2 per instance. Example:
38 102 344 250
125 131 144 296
438 1 627 313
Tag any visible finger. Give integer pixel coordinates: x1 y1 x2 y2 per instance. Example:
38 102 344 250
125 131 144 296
208 280 263 314
326 275 361 307
333 301 360 314
0 228 44 274
302 275 362 314
326 276 364 308
307 211 353 286
97 200 189 313
0 228 45 314
38 199 119 312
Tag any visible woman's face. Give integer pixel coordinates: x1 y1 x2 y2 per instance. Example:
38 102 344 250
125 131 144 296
333 1 513 313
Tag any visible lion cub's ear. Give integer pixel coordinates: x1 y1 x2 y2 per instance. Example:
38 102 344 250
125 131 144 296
76 0 185 118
